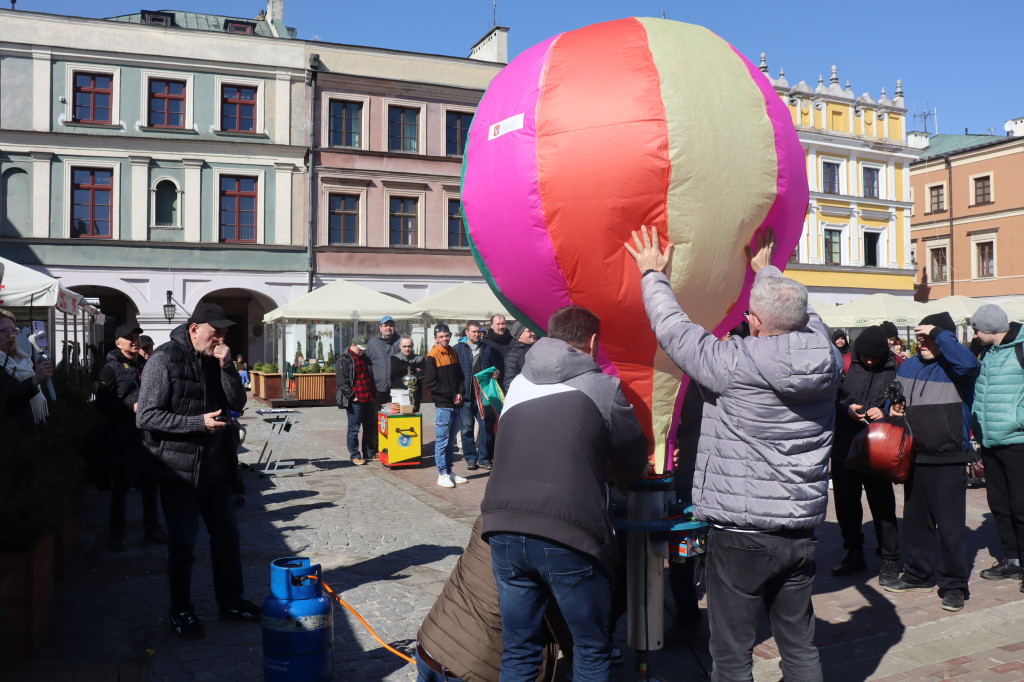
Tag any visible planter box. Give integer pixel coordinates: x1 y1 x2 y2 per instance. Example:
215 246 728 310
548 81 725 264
293 373 337 403
0 534 55 661
251 372 282 401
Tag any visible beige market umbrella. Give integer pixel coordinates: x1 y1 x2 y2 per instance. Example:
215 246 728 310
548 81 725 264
263 279 420 323
818 294 925 329
995 298 1024 324
413 282 510 321
921 295 984 326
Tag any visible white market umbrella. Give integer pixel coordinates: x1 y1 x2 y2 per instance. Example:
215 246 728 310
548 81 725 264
993 298 1024 324
921 295 984 326
414 282 509 321
819 293 925 329
263 279 421 323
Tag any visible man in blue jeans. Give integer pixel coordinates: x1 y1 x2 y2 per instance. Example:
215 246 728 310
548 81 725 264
454 321 498 470
481 305 649 681
336 337 376 465
627 227 841 681
424 324 467 488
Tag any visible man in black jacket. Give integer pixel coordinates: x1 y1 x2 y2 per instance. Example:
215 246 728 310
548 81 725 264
482 305 649 680
829 325 901 584
389 335 423 412
336 336 376 465
501 321 537 393
137 303 257 639
97 322 165 551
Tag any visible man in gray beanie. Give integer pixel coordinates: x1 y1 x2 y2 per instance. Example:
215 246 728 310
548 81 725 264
501 321 538 393
970 304 1024 586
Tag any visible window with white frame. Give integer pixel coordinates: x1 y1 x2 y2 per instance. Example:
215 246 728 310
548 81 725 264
328 99 363 148
66 64 121 126
822 161 841 194
926 239 949 282
926 183 945 213
328 194 359 245
142 71 194 130
389 196 418 246
388 106 420 153
214 76 264 134
447 197 469 248
971 232 997 279
67 164 120 239
971 174 993 205
823 227 843 265
862 165 882 199
213 168 265 244
862 229 882 267
445 110 474 157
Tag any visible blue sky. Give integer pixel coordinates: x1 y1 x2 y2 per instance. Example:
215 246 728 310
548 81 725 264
21 0 1024 136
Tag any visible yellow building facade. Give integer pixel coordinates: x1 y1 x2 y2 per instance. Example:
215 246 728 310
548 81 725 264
759 57 918 303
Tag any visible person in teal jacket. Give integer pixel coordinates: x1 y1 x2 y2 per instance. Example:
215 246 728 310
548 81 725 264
970 304 1024 586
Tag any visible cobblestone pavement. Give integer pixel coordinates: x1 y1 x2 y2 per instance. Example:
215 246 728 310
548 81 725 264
17 397 1024 681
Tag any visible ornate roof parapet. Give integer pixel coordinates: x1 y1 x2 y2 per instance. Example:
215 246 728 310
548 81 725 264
893 79 904 107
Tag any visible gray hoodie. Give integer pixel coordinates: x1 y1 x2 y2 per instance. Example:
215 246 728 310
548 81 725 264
641 266 842 530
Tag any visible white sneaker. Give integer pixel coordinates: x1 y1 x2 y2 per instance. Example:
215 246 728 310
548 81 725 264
437 474 456 488
451 474 468 484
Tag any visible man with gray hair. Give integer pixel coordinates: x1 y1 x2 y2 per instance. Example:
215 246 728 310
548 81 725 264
626 226 842 681
970 304 1024 585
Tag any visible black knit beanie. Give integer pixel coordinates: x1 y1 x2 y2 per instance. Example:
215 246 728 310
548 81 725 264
879 321 899 338
919 312 956 334
854 326 890 362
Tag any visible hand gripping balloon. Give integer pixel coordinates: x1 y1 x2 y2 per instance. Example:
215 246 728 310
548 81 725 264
461 18 808 471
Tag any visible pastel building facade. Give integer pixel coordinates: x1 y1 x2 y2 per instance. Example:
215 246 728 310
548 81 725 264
759 58 918 304
908 124 1024 302
0 4 505 363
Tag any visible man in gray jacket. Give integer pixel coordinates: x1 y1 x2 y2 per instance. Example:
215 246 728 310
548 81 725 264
626 227 841 682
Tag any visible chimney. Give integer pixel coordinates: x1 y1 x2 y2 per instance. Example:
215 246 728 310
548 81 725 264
469 26 509 64
907 131 930 150
1004 117 1024 137
266 0 284 22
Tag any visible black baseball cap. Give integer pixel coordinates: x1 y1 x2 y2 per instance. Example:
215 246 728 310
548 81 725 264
115 322 143 340
189 302 236 328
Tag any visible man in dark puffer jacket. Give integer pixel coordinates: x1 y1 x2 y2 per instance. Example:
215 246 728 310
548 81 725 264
829 325 900 584
97 322 165 551
137 303 257 640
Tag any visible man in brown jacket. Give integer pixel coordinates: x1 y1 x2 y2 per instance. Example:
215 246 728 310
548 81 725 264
416 517 568 682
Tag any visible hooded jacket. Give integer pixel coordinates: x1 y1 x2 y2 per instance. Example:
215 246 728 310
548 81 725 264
641 266 842 530
480 337 649 575
136 324 246 486
971 323 1024 448
832 353 899 463
891 327 979 462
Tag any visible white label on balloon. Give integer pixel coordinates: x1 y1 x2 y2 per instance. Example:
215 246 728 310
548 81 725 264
487 113 525 141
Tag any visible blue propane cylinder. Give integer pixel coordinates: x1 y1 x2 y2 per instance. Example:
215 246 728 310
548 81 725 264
263 557 334 681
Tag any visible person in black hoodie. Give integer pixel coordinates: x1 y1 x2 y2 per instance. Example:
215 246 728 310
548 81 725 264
829 325 901 584
97 322 165 551
831 329 852 375
389 335 424 412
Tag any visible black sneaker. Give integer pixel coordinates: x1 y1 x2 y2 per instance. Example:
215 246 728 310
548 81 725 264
980 558 1023 581
220 599 261 623
466 461 479 471
884 576 934 593
831 550 867 577
879 559 900 587
170 610 205 639
478 460 493 470
940 588 966 612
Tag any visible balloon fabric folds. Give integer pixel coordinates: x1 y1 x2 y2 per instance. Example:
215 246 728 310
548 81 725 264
461 18 809 471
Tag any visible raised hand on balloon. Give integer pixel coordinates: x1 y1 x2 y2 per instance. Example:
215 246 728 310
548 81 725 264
625 225 674 279
745 228 776 273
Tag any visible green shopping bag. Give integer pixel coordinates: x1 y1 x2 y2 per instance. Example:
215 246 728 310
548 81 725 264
474 365 505 419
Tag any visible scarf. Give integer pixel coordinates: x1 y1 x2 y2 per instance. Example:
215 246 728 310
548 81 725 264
0 349 49 424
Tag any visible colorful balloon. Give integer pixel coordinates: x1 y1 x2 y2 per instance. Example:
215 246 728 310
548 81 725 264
462 18 808 470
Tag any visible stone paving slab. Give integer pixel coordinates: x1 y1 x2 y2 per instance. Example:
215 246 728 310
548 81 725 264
18 399 1024 681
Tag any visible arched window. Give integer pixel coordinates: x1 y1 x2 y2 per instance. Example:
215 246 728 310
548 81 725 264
152 178 179 227
1 168 31 237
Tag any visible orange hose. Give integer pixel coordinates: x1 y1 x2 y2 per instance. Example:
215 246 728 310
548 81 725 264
308 576 415 665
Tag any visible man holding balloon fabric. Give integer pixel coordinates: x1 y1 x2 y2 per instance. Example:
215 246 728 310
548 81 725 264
627 227 842 682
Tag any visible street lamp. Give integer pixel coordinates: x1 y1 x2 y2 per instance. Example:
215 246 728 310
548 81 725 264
163 291 176 322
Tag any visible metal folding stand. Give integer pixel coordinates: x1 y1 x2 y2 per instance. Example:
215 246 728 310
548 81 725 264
253 408 304 477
